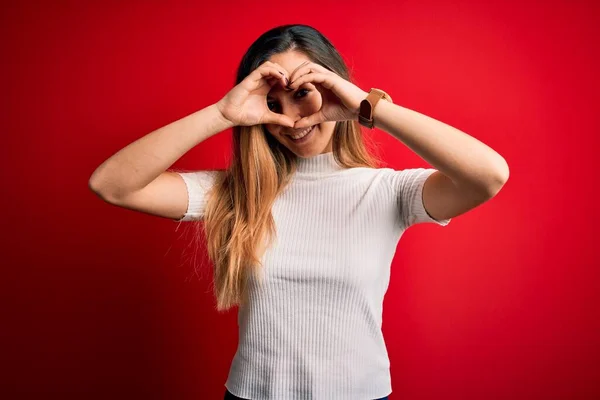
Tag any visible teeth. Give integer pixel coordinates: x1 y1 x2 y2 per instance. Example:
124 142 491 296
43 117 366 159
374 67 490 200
290 126 313 140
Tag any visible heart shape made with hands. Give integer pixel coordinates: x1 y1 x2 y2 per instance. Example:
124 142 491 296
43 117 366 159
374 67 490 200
284 61 368 129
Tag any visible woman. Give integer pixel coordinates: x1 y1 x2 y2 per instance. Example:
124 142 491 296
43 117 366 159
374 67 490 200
89 24 508 400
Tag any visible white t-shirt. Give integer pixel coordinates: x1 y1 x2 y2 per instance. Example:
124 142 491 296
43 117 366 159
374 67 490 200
176 151 450 399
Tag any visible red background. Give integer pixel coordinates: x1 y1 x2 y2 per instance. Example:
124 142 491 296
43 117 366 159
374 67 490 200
2 0 598 398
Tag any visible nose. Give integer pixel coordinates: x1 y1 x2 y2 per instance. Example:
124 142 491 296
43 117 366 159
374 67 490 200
279 99 308 124
280 96 313 122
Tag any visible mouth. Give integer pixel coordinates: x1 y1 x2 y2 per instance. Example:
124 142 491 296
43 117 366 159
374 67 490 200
287 125 316 144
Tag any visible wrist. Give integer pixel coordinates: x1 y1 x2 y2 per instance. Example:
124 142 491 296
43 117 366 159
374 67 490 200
213 102 235 130
358 88 393 129
354 90 369 121
371 98 394 130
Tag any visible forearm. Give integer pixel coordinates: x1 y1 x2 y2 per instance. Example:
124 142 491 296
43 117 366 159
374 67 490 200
89 103 233 198
373 100 509 195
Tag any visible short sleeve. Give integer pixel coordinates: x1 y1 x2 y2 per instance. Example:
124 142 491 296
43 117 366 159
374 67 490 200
387 168 451 228
174 170 219 222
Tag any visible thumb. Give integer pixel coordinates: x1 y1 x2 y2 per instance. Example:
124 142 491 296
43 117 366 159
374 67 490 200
294 112 323 129
265 112 294 128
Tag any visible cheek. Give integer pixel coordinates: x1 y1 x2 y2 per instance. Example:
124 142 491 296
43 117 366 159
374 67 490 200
264 124 281 136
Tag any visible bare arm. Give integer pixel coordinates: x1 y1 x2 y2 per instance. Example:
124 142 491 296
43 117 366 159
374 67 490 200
88 104 234 221
89 103 232 200
88 61 292 221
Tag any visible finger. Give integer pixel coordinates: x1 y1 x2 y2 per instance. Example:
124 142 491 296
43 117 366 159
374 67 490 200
249 65 287 89
263 112 295 128
288 60 311 83
264 76 283 88
294 112 325 129
289 72 334 91
260 61 290 85
267 61 290 82
289 62 329 84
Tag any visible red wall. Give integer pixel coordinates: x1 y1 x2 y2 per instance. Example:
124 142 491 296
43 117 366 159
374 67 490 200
2 1 598 398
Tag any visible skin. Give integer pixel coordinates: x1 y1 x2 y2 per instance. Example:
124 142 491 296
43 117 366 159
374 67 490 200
284 53 510 222
225 49 509 222
264 51 337 158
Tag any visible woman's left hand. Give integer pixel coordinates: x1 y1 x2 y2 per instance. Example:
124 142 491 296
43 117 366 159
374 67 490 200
287 61 368 128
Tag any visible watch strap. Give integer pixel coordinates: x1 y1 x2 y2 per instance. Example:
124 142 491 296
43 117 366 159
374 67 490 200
358 88 392 128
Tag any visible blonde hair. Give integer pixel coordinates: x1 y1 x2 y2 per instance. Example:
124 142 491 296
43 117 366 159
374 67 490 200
188 25 385 311
191 121 383 312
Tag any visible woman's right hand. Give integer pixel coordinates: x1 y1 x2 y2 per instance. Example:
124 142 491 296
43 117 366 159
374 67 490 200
216 61 295 128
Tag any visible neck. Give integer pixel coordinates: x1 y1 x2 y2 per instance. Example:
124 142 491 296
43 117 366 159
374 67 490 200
295 151 345 174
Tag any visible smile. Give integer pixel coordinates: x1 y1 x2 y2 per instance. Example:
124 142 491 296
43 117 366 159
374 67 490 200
288 125 315 142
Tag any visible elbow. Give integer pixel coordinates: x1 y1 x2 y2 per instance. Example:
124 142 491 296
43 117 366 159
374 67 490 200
486 159 510 198
88 173 118 203
88 171 105 196
498 156 510 184
88 175 100 194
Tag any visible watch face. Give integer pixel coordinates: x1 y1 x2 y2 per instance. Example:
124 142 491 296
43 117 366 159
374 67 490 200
359 99 372 118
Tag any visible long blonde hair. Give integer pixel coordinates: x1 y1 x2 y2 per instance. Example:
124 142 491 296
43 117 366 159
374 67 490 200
193 25 384 311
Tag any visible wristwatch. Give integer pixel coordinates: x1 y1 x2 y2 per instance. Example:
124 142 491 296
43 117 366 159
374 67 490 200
358 88 393 129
